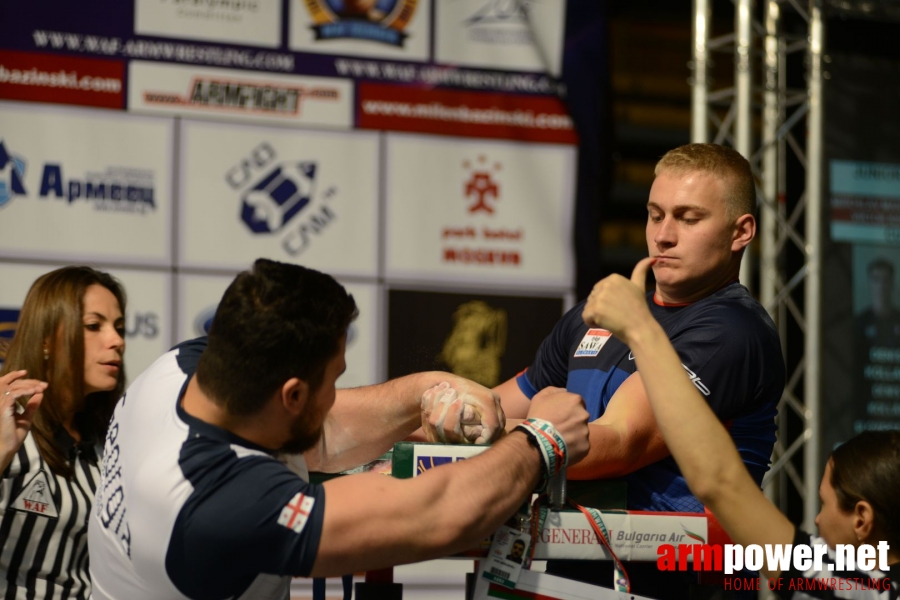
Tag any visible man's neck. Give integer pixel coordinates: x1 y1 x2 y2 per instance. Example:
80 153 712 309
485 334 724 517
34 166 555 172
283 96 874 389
181 377 279 450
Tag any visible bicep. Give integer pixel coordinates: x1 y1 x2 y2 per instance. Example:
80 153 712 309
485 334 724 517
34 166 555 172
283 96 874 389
493 376 531 420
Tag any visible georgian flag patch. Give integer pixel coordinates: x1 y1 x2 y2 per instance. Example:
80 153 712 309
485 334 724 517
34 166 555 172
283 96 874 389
574 328 612 357
277 492 315 534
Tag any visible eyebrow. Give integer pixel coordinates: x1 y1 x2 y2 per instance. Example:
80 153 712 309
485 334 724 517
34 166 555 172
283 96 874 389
84 312 124 322
647 202 711 214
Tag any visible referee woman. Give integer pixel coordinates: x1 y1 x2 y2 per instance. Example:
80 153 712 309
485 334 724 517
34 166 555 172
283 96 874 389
0 266 126 599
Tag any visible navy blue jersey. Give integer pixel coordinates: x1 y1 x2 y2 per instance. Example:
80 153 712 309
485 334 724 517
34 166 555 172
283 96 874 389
517 282 784 512
90 338 325 600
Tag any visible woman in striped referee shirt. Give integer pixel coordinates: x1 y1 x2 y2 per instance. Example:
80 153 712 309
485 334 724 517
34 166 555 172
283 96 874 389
0 266 126 600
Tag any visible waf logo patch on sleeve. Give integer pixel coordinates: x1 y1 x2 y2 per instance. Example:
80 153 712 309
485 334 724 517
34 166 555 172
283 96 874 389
574 328 612 357
277 492 315 534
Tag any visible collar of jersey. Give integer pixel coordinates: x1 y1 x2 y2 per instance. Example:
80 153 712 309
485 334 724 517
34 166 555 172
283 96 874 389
651 280 741 307
175 375 276 455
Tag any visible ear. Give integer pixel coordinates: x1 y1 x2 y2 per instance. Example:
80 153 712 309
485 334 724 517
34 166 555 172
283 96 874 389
852 500 876 542
279 377 308 417
731 214 756 252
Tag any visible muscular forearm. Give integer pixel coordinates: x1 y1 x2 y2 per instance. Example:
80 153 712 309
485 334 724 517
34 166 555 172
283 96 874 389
306 372 462 473
567 422 647 479
312 431 541 576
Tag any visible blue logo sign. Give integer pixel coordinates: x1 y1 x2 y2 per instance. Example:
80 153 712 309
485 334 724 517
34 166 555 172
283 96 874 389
0 141 27 208
194 305 218 336
241 162 317 234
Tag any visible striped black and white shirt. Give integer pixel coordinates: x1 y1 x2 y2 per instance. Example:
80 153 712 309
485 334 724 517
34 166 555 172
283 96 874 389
777 530 898 600
0 431 100 599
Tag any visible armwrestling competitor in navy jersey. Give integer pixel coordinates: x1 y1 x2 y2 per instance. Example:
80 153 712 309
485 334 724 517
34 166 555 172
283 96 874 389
494 143 786 598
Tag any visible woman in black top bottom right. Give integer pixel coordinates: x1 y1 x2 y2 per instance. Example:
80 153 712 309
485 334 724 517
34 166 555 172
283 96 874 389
583 257 899 600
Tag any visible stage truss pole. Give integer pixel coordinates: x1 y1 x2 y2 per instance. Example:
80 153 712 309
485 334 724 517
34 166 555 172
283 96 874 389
691 0 823 544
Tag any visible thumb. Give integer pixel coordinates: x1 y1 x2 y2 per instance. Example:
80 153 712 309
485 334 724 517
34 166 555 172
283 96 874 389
631 257 656 290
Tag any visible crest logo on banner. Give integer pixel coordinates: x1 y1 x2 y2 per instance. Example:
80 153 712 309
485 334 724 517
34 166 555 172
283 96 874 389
463 155 502 215
305 0 419 47
441 154 523 267
0 140 27 208
226 142 338 256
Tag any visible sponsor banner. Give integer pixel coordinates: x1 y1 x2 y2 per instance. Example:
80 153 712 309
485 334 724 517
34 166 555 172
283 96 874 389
128 61 352 128
289 0 430 62
0 50 124 110
435 0 566 76
830 160 900 245
134 0 282 48
177 272 381 387
535 511 710 562
358 82 577 144
0 261 172 384
387 289 563 388
384 134 575 288
178 119 379 275
0 102 172 265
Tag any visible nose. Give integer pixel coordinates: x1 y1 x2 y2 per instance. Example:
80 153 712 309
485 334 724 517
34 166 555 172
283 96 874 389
652 216 676 250
109 327 125 353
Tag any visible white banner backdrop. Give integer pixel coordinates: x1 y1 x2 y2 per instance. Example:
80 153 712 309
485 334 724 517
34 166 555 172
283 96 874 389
289 0 431 62
176 271 381 388
0 101 173 266
128 62 353 129
434 0 567 76
134 0 283 48
178 120 380 276
384 133 575 290
0 261 172 384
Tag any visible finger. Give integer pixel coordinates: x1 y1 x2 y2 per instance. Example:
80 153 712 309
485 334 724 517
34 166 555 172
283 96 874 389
17 392 42 425
0 370 27 387
630 257 657 289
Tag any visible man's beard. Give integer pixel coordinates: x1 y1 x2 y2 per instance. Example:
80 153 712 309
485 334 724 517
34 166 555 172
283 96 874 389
278 416 324 455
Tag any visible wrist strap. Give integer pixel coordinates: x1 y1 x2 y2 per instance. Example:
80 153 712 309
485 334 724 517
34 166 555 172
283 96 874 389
513 418 567 493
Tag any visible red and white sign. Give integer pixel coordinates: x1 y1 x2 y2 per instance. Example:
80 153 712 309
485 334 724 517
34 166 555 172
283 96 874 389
358 82 577 144
0 50 124 110
135 0 283 48
574 329 612 357
384 134 575 290
128 61 352 129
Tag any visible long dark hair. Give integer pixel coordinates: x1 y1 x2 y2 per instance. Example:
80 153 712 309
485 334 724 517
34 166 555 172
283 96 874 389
830 430 900 549
0 266 126 477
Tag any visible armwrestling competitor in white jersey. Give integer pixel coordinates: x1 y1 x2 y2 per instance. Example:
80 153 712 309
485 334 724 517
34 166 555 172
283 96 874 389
88 259 590 600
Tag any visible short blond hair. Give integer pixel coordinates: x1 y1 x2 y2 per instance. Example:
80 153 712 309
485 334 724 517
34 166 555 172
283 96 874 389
655 143 756 220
